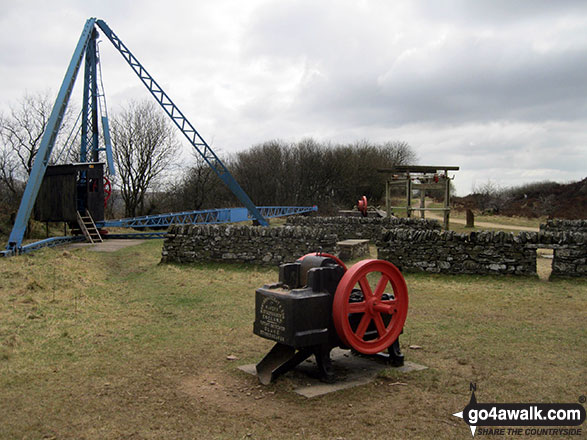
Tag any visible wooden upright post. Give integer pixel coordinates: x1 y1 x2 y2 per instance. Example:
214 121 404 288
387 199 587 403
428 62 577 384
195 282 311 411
443 170 450 230
406 174 412 218
420 186 426 219
466 209 475 228
386 180 391 218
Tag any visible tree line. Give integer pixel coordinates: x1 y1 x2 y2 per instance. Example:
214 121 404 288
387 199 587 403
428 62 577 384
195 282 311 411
159 138 416 215
0 93 417 220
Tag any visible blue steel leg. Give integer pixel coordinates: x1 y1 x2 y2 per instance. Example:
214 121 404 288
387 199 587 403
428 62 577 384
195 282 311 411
101 116 115 175
6 18 97 253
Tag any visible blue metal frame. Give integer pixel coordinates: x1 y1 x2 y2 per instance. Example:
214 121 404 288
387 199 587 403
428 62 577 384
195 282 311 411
101 116 115 175
6 18 97 253
0 236 85 257
96 40 116 175
98 206 317 228
4 18 319 256
95 19 268 227
80 28 99 163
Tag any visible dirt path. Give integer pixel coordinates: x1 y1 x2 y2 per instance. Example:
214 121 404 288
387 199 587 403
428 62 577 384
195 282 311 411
67 239 147 252
425 212 539 232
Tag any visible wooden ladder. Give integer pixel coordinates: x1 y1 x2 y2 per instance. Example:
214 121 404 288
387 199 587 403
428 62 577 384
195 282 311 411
76 210 103 244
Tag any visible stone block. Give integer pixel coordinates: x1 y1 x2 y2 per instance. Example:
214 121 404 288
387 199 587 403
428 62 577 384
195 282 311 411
337 239 370 261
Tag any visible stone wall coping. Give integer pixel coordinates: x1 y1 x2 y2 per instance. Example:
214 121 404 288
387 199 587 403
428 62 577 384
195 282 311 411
540 219 587 233
378 228 587 246
286 215 441 227
167 223 338 238
337 239 370 245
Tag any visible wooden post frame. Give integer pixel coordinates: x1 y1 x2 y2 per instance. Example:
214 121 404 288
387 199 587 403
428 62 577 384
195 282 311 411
377 165 459 230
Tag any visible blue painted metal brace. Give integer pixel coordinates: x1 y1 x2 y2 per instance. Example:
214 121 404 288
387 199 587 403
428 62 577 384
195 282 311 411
0 236 86 257
96 40 116 175
80 27 100 163
94 19 268 227
98 206 317 229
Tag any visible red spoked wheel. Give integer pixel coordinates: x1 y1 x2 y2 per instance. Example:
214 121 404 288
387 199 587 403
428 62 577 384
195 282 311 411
333 259 408 354
103 177 112 207
358 196 368 217
298 252 347 271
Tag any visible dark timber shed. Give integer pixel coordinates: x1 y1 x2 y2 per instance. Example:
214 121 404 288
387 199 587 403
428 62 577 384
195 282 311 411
34 162 105 223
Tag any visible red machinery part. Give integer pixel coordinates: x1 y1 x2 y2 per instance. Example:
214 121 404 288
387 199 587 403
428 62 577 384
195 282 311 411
332 259 408 354
298 252 347 271
103 176 112 207
357 195 368 217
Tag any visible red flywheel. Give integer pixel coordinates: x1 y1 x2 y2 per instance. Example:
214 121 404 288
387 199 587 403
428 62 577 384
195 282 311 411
333 259 408 354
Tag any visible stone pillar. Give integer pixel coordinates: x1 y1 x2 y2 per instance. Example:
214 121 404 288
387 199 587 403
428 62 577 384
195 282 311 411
466 209 474 228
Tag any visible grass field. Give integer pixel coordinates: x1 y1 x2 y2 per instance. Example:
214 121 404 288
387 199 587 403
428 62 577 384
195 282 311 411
1 240 585 439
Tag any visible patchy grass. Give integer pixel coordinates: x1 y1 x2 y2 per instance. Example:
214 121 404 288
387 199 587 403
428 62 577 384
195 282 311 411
0 240 585 439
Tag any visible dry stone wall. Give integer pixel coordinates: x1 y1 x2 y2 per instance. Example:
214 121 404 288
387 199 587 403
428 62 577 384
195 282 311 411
540 219 587 234
548 234 587 278
161 224 338 266
160 218 586 278
377 230 536 275
285 216 441 241
377 229 587 277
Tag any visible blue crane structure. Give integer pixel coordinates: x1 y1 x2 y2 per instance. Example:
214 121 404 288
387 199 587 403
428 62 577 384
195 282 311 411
2 18 317 256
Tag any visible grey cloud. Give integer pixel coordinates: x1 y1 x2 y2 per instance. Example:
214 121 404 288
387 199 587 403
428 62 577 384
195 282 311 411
413 0 587 25
376 44 587 124
242 1 587 130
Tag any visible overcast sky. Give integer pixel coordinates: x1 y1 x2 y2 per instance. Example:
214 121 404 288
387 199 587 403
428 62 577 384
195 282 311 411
1 0 585 196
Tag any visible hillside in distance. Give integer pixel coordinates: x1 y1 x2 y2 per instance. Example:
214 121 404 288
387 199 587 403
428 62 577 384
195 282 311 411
453 178 587 220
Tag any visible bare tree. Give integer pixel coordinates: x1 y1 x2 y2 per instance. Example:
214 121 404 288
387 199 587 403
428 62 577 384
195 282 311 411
0 91 78 210
0 91 71 176
162 149 219 212
0 145 21 212
0 143 20 195
381 140 417 165
111 100 180 217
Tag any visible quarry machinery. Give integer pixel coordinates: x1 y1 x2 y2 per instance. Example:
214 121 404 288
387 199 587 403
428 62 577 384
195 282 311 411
3 18 316 256
254 252 408 384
